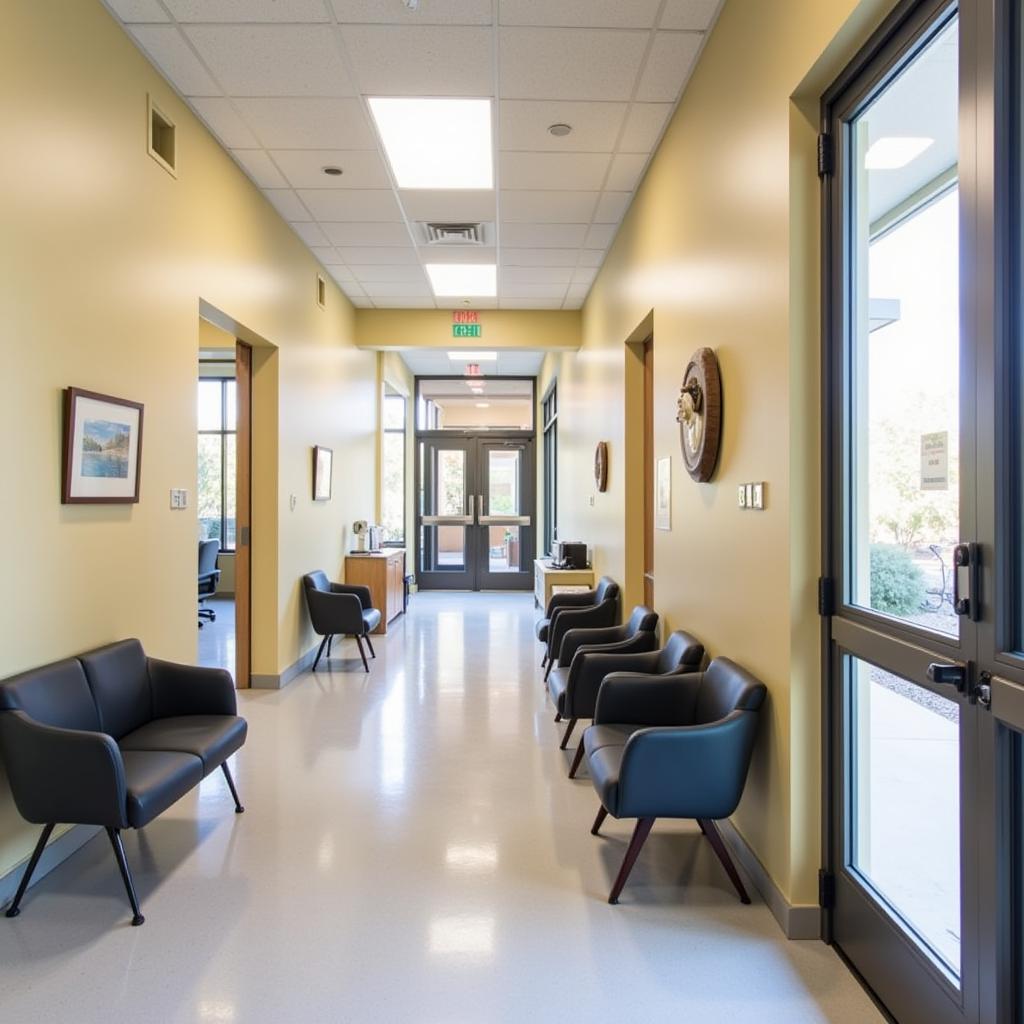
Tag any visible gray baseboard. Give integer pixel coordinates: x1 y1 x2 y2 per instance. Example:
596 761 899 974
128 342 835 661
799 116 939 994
717 818 822 940
0 824 102 910
250 642 319 690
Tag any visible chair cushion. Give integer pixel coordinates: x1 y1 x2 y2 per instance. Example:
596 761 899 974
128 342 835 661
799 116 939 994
121 750 203 828
583 723 642 755
0 658 100 732
119 716 247 776
362 609 382 633
583 724 645 816
547 666 569 714
79 640 152 740
535 617 550 642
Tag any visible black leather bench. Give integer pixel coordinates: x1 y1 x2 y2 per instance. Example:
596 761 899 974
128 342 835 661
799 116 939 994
0 639 247 926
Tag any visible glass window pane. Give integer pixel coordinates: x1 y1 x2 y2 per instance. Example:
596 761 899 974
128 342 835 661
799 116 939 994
848 18 960 636
487 448 520 515
422 525 465 572
437 450 465 517
198 380 222 431
384 394 406 430
382 431 405 542
225 380 237 431
418 379 533 430
224 433 236 550
197 434 222 544
488 525 520 573
849 657 961 976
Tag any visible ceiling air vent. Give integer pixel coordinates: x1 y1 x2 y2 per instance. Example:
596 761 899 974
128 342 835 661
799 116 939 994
422 222 488 246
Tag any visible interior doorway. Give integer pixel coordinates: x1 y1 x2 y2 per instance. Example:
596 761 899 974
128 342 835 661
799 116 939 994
642 336 654 608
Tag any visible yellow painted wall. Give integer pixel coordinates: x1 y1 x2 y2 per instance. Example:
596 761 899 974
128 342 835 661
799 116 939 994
541 0 895 909
378 352 416 562
0 0 376 876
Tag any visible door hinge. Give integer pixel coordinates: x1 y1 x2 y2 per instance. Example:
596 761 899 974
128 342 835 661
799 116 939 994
817 132 834 177
819 869 836 910
973 669 993 709
818 576 836 617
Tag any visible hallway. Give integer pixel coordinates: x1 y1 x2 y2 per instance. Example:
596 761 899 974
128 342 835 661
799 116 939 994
0 593 880 1023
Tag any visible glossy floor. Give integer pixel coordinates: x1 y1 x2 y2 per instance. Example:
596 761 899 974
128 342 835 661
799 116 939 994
0 593 883 1023
198 595 235 673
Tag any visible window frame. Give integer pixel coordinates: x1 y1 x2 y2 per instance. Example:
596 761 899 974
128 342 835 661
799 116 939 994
381 390 407 547
542 380 558 556
198 375 236 554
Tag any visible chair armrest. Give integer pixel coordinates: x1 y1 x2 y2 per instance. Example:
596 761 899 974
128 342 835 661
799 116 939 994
593 672 700 726
331 582 374 610
616 711 760 820
557 624 624 666
562 649 660 718
544 589 597 615
147 658 237 717
548 602 617 660
305 588 365 635
0 711 127 828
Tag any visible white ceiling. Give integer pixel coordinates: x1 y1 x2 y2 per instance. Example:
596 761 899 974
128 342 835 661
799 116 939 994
402 348 545 376
103 0 722 310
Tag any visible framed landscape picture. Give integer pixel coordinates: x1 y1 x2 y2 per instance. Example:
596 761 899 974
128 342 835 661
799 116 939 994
62 388 144 503
313 445 333 501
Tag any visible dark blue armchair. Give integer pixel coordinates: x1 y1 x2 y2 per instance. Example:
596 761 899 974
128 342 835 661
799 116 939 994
302 571 382 672
537 576 620 676
585 657 766 905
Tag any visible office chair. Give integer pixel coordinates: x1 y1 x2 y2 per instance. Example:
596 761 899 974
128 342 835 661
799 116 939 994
198 539 221 628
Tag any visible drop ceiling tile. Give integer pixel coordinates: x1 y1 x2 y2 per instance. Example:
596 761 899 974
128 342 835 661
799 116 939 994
571 266 598 285
271 150 390 189
500 266 574 284
185 25 355 97
165 0 331 20
298 189 404 222
322 222 413 246
636 31 703 103
660 0 721 31
350 266 428 283
594 191 632 223
331 0 493 24
262 188 311 220
340 26 492 95
500 282 569 299
290 222 330 246
584 223 617 248
606 153 648 191
498 0 661 28
577 249 607 267
364 282 434 297
565 284 592 302
416 246 497 264
128 26 221 96
562 296 584 309
309 246 344 265
500 152 610 190
438 297 499 310
500 247 581 267
501 223 588 247
231 149 288 188
500 190 599 223
399 191 497 223
499 28 648 101
619 103 673 151
375 297 438 308
104 0 168 22
499 297 565 308
233 98 376 149
328 266 357 283
499 101 626 152
348 295 375 307
341 281 367 297
337 246 420 265
190 98 260 148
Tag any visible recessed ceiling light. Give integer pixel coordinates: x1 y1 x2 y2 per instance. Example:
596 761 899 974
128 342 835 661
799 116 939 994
322 165 343 176
368 98 493 189
475 402 490 408
448 351 498 361
428 264 496 298
548 123 572 137
864 136 934 170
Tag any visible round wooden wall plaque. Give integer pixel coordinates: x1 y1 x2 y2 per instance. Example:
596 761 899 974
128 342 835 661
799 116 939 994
676 348 722 483
594 441 609 492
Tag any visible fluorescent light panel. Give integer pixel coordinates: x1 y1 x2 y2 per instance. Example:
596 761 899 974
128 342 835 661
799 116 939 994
448 351 497 361
427 264 496 297
368 98 493 190
864 136 934 170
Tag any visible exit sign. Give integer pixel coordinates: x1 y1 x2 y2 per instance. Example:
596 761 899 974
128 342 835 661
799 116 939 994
452 323 482 338
452 310 479 324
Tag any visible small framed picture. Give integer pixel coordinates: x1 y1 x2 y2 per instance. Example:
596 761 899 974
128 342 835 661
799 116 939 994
313 445 333 501
62 388 144 503
655 456 671 530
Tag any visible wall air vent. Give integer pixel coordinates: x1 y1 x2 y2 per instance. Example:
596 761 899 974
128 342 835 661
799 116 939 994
421 222 490 246
147 94 177 177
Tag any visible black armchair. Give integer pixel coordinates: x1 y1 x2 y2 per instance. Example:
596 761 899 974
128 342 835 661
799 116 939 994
302 571 382 672
198 539 220 627
542 577 621 680
553 629 706 778
546 606 661 749
585 657 766 905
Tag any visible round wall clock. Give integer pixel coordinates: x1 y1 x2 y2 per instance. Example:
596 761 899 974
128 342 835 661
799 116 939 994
594 441 609 492
676 347 722 482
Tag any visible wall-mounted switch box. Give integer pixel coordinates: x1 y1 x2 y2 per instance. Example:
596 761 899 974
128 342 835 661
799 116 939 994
738 485 747 508
588 495 595 507
738 482 766 510
751 482 765 510
169 488 188 509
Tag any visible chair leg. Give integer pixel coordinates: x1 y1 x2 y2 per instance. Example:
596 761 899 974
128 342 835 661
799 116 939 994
541 651 547 668
568 737 586 779
326 634 334 658
699 819 751 904
608 817 655 904
364 634 376 658
4 823 55 918
355 635 370 672
312 636 328 671
106 828 145 926
221 762 245 813
591 805 608 836
559 717 578 750
554 711 562 722
544 660 553 681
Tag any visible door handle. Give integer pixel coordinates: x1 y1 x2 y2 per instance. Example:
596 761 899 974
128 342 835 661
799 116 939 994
952 542 979 620
926 662 967 693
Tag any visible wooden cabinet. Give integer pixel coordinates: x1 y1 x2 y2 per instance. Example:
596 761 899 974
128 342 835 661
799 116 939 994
533 559 595 609
344 549 406 635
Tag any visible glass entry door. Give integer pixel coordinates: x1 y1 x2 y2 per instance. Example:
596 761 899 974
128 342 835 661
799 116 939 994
417 436 535 591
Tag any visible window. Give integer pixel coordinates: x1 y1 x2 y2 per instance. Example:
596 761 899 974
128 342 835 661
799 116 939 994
542 381 558 555
381 389 406 545
198 378 236 552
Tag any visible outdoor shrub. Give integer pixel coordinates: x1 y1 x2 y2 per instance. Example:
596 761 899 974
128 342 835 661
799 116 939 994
870 544 925 616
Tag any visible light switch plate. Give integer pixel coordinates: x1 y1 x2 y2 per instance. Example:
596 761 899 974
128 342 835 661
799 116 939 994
169 488 188 509
751 482 764 510
738 485 747 508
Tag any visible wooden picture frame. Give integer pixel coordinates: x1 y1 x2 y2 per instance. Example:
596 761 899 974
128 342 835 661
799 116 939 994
62 387 144 504
313 445 333 501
